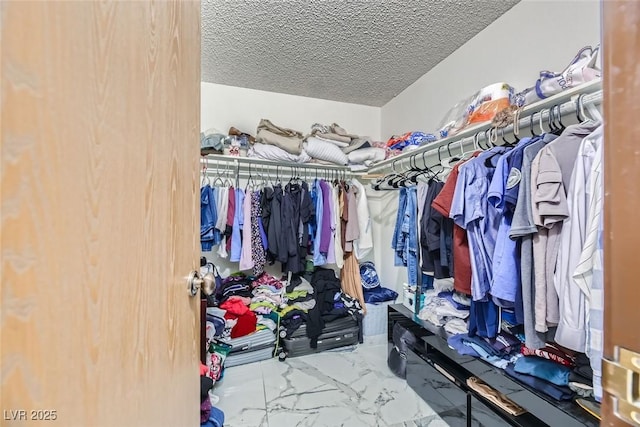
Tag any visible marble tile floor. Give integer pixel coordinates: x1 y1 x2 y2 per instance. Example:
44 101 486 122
213 344 451 427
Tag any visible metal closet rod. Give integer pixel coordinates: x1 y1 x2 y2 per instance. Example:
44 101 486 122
201 153 351 171
368 80 602 173
369 89 602 174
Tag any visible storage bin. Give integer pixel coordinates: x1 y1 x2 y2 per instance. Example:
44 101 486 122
363 300 395 336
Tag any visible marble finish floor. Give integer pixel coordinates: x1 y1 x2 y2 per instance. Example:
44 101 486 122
213 344 450 427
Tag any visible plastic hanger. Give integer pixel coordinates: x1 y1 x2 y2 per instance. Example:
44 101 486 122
554 104 566 133
529 112 540 137
575 94 586 122
550 105 564 135
201 163 211 187
212 161 225 187
501 127 518 146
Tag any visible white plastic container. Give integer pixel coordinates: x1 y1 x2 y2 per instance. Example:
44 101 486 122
363 300 395 337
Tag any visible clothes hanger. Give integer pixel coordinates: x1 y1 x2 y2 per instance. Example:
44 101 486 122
372 159 401 190
245 162 256 192
550 104 565 136
547 106 559 134
211 161 225 187
201 163 210 187
575 94 587 122
538 108 551 135
501 127 518 146
554 104 566 133
223 162 233 187
529 112 540 137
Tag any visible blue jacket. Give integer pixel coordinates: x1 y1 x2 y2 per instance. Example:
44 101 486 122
200 185 217 251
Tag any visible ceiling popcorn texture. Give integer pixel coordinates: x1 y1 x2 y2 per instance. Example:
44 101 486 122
201 0 519 106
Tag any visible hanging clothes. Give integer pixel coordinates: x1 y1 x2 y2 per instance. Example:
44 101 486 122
508 134 557 350
419 179 452 279
340 251 366 314
554 125 603 352
344 184 360 254
530 121 601 334
238 188 254 271
351 179 373 260
332 182 344 268
431 152 480 296
312 179 327 266
250 191 266 276
201 185 217 251
391 186 418 286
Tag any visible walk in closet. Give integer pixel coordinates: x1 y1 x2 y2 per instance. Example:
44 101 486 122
197 1 639 426
2 1 639 427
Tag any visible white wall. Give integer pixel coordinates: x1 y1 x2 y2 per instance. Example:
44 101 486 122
201 82 381 141
381 0 601 140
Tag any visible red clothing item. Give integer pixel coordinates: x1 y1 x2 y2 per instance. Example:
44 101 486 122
224 310 257 338
220 298 249 316
431 153 480 296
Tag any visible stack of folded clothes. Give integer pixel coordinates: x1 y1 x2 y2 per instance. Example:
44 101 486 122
305 123 386 168
249 119 310 162
249 273 286 332
278 275 316 338
505 356 575 401
386 131 438 152
448 331 522 369
418 289 470 335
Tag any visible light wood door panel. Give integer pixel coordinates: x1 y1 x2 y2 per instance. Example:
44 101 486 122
1 1 200 426
602 1 640 426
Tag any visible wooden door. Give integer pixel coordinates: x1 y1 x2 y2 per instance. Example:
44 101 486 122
1 2 201 426
602 1 640 426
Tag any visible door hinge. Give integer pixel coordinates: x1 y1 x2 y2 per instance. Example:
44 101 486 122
603 347 640 426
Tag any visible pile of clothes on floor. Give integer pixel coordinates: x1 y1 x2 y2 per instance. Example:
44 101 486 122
304 268 364 348
203 268 365 373
203 272 284 375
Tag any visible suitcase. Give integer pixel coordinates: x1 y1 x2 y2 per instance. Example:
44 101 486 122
222 328 276 353
221 328 276 367
225 347 274 368
280 315 360 360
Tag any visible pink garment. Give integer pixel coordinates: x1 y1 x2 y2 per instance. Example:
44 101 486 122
239 189 254 271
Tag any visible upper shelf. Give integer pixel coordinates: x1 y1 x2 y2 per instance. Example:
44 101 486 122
368 79 603 173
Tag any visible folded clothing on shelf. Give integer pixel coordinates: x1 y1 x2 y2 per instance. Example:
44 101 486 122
304 136 349 165
348 147 386 166
505 363 575 401
247 143 311 163
256 119 304 154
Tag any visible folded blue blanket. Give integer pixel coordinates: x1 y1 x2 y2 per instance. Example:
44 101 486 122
514 356 571 386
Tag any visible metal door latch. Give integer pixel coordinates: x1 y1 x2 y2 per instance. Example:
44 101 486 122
603 347 640 426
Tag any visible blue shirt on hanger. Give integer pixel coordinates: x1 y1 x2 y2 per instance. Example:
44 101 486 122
451 147 508 302
488 137 538 306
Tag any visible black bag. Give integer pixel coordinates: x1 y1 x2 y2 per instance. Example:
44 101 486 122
387 323 417 379
200 261 224 306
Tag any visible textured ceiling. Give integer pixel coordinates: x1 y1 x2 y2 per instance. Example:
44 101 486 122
202 0 519 106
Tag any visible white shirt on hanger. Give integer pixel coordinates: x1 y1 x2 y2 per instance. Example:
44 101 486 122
554 125 603 352
352 179 374 260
